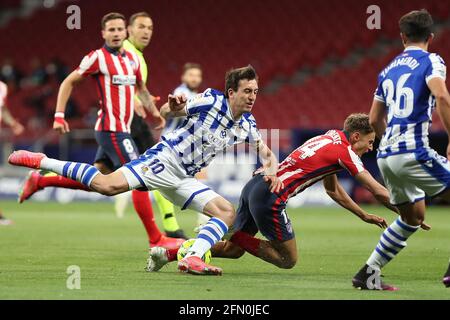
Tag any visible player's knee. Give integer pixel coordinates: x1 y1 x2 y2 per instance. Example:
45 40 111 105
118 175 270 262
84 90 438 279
214 201 236 225
278 256 297 269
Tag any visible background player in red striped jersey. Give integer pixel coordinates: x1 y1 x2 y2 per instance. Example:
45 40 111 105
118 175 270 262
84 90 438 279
147 114 427 275
0 80 24 225
17 13 182 249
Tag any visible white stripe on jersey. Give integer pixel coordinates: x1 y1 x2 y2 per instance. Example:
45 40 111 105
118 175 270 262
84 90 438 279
278 168 304 184
426 53 447 83
406 123 416 151
347 146 365 173
422 121 430 149
77 51 98 75
390 124 401 153
111 55 128 132
97 50 116 131
123 55 135 131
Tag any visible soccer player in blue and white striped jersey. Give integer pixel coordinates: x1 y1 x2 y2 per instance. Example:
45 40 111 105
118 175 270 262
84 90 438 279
352 10 450 290
8 65 283 275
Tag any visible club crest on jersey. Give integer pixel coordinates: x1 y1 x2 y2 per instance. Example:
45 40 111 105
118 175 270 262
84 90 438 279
112 75 136 86
141 166 149 174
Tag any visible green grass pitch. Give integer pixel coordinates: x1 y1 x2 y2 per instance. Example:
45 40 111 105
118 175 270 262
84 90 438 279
0 200 449 300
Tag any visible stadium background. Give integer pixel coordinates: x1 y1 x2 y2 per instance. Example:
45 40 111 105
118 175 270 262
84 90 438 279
0 0 449 207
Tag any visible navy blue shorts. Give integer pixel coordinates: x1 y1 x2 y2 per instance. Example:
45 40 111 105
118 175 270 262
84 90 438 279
94 131 140 170
233 175 295 242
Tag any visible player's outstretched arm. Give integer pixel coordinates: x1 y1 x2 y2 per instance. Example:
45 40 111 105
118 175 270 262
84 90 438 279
369 99 387 139
160 94 188 119
254 140 283 193
54 71 84 134
354 171 432 230
323 174 388 229
354 171 398 213
428 77 450 160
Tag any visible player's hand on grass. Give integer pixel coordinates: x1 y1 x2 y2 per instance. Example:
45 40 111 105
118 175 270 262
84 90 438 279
420 222 432 231
53 117 70 134
263 175 284 193
168 94 187 111
361 214 388 229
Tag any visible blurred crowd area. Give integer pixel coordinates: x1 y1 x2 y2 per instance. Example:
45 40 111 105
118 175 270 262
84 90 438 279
0 0 449 146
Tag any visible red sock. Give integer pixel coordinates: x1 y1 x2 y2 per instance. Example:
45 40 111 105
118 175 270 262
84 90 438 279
230 231 261 256
38 175 90 191
131 190 162 244
166 248 179 262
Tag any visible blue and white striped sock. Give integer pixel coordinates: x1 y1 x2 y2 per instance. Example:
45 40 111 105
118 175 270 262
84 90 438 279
40 158 100 188
367 217 420 270
186 217 228 260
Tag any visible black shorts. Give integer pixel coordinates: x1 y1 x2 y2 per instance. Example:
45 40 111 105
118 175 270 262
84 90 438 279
233 174 295 241
94 131 140 170
130 116 157 154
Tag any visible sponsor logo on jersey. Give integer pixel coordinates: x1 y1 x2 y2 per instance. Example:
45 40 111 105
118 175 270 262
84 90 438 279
112 75 136 86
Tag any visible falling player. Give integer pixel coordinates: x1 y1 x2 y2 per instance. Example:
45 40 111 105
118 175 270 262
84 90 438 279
147 113 404 273
352 10 450 290
16 12 183 249
8 65 283 275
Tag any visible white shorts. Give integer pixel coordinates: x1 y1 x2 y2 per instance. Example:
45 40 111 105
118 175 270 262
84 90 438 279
377 149 450 206
118 142 219 212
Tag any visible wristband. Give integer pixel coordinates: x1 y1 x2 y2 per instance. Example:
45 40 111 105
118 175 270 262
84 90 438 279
54 112 65 119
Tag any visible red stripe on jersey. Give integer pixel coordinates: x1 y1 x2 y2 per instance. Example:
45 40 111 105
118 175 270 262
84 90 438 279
110 132 127 164
271 197 284 241
102 48 123 132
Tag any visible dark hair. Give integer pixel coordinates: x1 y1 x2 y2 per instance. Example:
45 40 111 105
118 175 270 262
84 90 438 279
101 12 126 30
224 65 258 98
182 63 202 74
129 11 151 26
344 113 374 135
399 9 433 43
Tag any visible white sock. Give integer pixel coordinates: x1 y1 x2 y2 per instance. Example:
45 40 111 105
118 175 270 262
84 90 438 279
186 217 228 260
367 217 419 270
40 158 100 188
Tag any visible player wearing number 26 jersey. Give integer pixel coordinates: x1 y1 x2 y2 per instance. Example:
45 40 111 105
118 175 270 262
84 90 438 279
353 10 450 291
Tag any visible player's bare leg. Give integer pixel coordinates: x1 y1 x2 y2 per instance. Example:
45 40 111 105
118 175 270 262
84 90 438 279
177 196 234 275
213 232 298 269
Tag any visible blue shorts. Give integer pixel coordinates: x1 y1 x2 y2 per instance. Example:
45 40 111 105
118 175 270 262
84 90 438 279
233 174 295 242
94 131 140 170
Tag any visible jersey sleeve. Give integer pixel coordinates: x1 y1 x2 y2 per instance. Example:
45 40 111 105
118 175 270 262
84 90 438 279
184 88 216 116
76 51 99 77
373 73 385 103
243 114 262 146
338 145 366 176
426 53 446 84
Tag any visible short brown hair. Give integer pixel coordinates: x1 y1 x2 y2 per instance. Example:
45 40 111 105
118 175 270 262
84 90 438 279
182 63 202 74
129 12 151 26
399 9 433 43
224 65 258 98
343 113 374 135
101 12 126 30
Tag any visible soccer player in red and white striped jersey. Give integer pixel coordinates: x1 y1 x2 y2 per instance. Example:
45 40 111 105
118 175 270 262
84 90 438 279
17 13 182 250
